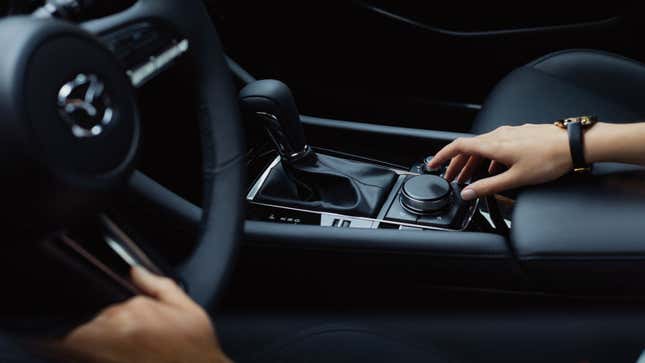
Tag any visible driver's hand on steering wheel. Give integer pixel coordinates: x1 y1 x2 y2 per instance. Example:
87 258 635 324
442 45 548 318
56 267 232 363
428 123 573 200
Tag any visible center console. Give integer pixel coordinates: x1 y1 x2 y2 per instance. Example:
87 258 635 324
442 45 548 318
247 154 479 232
241 80 482 233
237 79 516 295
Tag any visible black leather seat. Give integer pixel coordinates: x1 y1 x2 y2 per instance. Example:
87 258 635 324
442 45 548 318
471 49 645 134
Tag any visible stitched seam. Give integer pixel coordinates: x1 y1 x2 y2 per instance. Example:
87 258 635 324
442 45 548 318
203 152 245 176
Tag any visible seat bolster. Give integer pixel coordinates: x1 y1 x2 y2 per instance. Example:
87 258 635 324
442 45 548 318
471 66 640 134
471 50 645 134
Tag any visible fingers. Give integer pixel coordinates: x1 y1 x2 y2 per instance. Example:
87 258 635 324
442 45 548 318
131 266 193 308
456 155 482 184
444 154 468 181
428 138 471 169
460 169 520 201
428 136 493 169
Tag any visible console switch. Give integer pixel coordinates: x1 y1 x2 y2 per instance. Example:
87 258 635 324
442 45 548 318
400 175 451 214
385 195 418 224
422 156 443 175
417 182 471 229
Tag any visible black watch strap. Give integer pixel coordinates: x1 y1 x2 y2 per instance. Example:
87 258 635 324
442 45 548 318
567 121 589 172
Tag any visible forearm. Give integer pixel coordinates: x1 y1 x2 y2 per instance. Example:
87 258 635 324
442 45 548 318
584 122 645 165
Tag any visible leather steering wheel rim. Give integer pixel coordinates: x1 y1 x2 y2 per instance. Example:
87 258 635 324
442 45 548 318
88 0 248 307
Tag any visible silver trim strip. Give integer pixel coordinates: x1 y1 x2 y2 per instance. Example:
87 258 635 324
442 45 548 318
100 215 164 276
127 39 189 88
106 237 139 266
249 200 477 232
56 234 140 295
246 155 281 201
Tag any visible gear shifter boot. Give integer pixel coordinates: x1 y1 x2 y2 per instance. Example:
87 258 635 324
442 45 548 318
255 153 397 218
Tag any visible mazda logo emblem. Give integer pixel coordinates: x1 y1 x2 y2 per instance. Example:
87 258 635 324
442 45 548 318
58 74 115 138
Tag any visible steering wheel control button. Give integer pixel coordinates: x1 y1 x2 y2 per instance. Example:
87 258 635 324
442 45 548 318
400 175 452 214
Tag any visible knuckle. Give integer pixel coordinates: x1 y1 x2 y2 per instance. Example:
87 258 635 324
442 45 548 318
100 306 120 319
158 277 178 291
111 308 132 322
453 137 468 149
128 296 150 309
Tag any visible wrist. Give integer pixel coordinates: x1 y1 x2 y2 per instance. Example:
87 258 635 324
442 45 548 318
583 122 612 164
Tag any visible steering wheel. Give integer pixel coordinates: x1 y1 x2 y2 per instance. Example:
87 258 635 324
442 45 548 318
0 0 245 314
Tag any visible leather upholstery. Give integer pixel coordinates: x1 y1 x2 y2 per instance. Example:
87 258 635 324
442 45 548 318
471 49 645 134
256 153 397 218
473 49 645 294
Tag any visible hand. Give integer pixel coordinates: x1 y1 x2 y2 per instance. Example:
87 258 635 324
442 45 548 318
428 124 572 200
56 267 232 363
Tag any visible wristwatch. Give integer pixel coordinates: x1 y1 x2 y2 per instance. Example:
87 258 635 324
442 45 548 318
554 115 598 173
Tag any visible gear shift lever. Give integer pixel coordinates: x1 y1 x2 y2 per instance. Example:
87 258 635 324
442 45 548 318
240 80 313 162
240 80 397 217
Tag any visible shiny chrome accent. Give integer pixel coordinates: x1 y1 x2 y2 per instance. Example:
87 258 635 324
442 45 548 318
554 115 597 129
399 175 452 214
100 215 164 276
399 194 450 215
58 73 114 138
127 39 190 87
400 190 451 214
389 169 420 176
46 215 167 296
478 210 496 229
56 234 140 294
288 145 313 161
246 155 281 201
256 112 312 162
250 200 477 232
32 3 58 18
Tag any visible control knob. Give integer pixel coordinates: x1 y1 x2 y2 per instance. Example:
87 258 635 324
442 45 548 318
400 175 451 214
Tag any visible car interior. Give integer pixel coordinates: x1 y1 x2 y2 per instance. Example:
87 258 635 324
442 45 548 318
2 1 645 362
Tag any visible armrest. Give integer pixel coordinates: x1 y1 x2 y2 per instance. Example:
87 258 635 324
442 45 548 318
512 163 645 295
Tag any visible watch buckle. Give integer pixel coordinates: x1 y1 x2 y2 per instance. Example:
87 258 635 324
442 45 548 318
554 115 597 129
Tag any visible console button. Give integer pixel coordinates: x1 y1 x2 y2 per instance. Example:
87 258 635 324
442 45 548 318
385 195 419 223
417 211 454 228
422 156 443 175
400 175 451 214
417 182 471 229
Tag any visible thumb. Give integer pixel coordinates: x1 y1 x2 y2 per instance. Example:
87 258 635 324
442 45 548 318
460 169 520 200
131 266 193 307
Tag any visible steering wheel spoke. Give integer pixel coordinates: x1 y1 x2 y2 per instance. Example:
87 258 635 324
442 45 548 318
79 4 190 88
0 0 244 313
